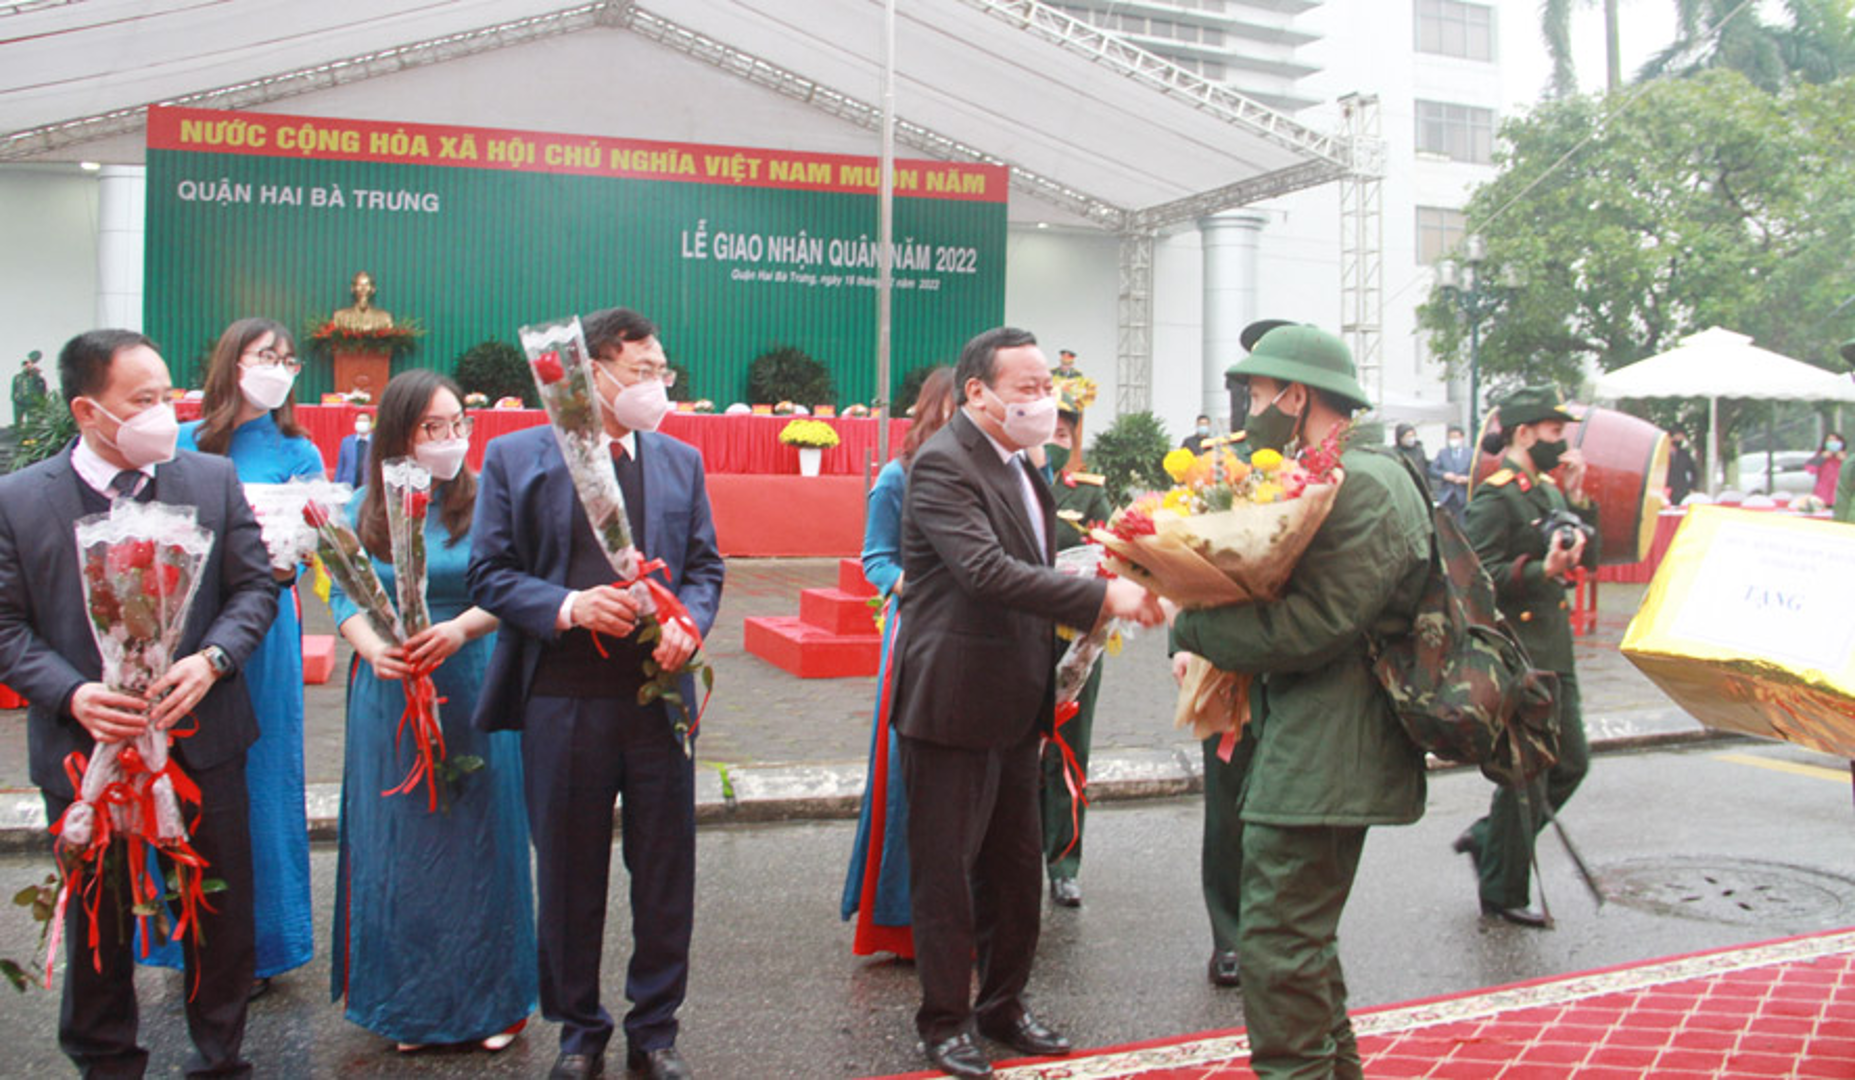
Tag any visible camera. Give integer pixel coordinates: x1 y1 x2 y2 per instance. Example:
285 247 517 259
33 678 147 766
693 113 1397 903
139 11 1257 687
1538 509 1594 552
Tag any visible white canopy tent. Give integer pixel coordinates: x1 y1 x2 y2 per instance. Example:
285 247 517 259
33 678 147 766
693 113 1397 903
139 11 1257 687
1592 327 1855 495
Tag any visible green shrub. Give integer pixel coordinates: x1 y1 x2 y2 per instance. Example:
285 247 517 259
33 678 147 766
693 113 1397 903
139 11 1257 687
746 345 835 407
453 339 536 408
896 364 945 414
1088 410 1171 504
5 399 77 474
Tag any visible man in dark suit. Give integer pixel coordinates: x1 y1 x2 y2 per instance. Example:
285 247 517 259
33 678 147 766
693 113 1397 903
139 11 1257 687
891 326 1160 1078
468 307 723 1080
0 329 276 1078
1430 424 1474 525
332 412 373 486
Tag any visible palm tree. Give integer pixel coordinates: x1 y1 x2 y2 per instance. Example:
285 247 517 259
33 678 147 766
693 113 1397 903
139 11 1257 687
1542 0 1623 95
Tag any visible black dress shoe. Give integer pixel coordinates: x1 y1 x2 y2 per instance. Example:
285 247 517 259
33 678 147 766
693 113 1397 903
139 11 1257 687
1208 949 1242 987
1049 876 1081 908
977 1010 1073 1057
1451 829 1482 876
247 977 272 1002
1481 900 1552 929
626 1045 690 1079
921 1033 992 1078
549 1051 604 1079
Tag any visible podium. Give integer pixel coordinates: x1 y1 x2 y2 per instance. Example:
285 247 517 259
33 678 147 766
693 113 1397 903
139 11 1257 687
332 350 391 397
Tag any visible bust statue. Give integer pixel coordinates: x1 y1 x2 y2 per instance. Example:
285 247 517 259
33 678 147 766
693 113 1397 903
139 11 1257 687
331 271 395 332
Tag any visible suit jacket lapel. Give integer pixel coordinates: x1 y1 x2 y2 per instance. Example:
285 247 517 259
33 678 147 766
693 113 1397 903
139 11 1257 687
40 451 85 533
637 432 666 561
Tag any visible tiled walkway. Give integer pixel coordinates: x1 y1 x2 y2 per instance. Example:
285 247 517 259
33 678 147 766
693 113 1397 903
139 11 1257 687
876 929 1855 1079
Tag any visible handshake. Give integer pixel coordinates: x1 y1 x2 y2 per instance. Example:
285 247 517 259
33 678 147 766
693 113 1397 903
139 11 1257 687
1097 578 1166 630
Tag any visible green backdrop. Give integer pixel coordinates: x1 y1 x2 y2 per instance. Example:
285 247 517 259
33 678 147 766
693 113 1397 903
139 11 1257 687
144 142 1005 405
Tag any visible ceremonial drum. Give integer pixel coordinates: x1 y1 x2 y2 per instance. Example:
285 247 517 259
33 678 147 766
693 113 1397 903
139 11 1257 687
1473 404 1669 564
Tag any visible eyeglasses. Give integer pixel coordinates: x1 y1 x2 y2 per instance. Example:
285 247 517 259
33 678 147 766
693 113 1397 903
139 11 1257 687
242 348 300 373
598 358 677 388
418 416 475 440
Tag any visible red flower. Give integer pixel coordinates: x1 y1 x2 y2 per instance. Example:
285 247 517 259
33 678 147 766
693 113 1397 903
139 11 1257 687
532 352 566 385
302 501 331 528
146 563 182 599
1110 508 1157 541
107 540 155 576
408 491 431 518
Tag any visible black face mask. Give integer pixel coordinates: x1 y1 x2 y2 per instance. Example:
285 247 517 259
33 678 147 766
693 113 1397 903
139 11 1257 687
1529 438 1568 473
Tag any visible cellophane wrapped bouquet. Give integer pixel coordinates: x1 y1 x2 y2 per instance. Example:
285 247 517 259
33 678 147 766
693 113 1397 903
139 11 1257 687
519 316 712 755
1093 427 1349 743
47 502 219 989
300 480 450 811
1046 544 1134 859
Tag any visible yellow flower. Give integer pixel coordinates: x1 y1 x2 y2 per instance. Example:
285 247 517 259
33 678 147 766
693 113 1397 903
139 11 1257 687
1251 448 1284 472
1253 482 1282 503
1162 487 1195 513
1163 447 1199 482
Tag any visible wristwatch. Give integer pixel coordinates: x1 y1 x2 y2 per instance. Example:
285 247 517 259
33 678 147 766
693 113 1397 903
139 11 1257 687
200 645 234 679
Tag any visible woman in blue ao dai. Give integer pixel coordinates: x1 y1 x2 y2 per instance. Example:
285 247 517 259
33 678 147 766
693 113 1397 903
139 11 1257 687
329 369 535 1052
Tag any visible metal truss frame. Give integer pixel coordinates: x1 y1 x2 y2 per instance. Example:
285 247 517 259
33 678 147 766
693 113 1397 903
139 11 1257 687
1117 230 1156 413
1337 93 1385 402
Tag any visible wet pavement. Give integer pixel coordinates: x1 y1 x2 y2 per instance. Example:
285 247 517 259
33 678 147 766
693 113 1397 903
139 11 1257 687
0 559 1704 839
0 739 1851 1077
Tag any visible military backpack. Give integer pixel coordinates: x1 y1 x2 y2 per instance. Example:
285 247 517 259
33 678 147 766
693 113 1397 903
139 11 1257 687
1365 450 1560 788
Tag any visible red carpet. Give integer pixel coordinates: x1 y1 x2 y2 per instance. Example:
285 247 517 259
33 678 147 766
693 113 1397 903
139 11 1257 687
869 929 1855 1078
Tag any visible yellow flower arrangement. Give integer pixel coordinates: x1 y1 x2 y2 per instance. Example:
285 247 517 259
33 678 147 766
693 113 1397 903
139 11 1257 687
778 419 841 449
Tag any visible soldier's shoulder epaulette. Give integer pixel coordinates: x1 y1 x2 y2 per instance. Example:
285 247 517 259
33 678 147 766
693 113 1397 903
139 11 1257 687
1056 508 1084 522
1069 472 1106 486
1486 468 1515 487
1537 472 1558 487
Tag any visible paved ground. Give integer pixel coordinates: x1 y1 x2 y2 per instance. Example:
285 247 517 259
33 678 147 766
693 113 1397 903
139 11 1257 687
0 558 1702 839
0 740 1851 1078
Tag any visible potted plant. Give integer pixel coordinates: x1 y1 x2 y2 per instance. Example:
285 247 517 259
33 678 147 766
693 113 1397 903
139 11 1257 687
778 418 841 477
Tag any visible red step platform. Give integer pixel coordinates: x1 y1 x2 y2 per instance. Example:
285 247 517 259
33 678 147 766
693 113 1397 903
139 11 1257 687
744 558 883 678
302 635 336 685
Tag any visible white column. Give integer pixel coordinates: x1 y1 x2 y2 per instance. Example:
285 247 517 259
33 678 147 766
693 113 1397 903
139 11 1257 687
96 165 146 330
1198 211 1266 427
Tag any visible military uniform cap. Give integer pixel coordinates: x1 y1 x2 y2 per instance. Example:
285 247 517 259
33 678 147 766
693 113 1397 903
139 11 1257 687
1495 385 1574 427
1226 325 1372 411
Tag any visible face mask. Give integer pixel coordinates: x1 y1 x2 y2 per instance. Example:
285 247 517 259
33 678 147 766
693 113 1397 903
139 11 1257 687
1399 433 1418 448
1828 439 1845 453
415 437 470 481
1195 423 1210 437
355 419 372 437
1045 443 1071 474
1448 437 1464 449
239 365 296 411
1246 385 1300 452
985 386 1058 448
600 367 671 432
1528 437 1568 473
89 400 179 468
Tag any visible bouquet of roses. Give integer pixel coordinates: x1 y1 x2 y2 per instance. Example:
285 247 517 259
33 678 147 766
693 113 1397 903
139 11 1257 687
46 502 220 990
300 483 450 811
244 480 352 572
376 457 452 808
1046 544 1134 859
519 316 713 756
1093 425 1349 743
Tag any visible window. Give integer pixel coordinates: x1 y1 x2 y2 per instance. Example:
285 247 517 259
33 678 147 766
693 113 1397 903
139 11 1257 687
1415 0 1493 61
1415 100 1494 164
1416 206 1468 265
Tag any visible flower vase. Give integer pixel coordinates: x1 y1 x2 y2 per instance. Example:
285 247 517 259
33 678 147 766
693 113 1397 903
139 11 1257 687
798 447 823 477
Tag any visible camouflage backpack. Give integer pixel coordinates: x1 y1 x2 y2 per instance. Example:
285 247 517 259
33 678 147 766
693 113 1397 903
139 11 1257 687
1367 451 1560 789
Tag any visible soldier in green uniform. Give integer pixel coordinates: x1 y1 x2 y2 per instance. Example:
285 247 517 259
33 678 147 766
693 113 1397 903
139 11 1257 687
1035 390 1115 907
1170 326 1431 1078
1191 317 1289 988
1452 386 1599 927
11 350 46 425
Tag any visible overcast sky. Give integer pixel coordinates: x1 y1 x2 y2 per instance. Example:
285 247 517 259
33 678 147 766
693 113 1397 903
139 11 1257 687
1506 1 1682 101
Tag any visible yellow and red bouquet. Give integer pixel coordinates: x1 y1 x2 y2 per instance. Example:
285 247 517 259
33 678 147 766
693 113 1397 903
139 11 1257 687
1093 425 1349 740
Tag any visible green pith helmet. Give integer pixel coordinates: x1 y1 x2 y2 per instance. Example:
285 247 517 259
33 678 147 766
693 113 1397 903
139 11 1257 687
1494 385 1575 427
1225 325 1371 411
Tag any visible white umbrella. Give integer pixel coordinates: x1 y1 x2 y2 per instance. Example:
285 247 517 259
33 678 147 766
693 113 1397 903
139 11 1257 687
1592 327 1855 495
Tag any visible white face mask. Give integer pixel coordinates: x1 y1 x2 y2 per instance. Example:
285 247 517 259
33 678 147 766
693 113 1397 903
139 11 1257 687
414 437 470 480
88 399 179 469
600 367 671 433
354 419 372 437
985 386 1059 449
239 364 296 411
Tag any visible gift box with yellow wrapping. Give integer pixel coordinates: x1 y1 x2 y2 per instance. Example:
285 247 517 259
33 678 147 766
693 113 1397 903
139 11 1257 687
1620 506 1855 758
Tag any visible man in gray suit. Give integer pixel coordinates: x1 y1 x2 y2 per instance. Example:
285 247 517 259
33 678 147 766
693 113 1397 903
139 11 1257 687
0 329 276 1078
890 326 1160 1078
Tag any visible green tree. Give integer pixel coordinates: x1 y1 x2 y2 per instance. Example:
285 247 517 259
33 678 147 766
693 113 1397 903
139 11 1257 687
1420 70 1855 458
745 345 835 407
1086 411 1171 505
1546 0 1855 94
452 339 537 408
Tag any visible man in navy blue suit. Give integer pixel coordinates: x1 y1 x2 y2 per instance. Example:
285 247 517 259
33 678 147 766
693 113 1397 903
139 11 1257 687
468 307 723 1080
